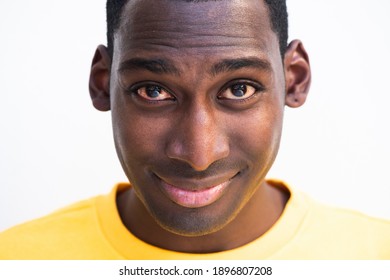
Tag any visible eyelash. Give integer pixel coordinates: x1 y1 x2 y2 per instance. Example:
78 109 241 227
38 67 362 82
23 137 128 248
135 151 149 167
127 82 176 104
126 80 265 104
218 80 265 102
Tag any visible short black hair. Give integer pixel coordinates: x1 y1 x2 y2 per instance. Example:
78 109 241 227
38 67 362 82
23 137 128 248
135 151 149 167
106 0 288 57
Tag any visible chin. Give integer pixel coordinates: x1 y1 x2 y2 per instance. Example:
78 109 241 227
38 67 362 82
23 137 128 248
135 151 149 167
150 202 239 237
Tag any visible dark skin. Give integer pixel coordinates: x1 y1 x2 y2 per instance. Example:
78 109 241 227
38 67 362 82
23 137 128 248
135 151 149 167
89 0 311 253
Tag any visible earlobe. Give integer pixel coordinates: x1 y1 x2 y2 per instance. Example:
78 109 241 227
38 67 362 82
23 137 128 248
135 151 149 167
89 45 111 111
284 40 311 108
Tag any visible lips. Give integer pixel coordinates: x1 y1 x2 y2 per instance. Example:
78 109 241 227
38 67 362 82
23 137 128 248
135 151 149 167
159 178 230 208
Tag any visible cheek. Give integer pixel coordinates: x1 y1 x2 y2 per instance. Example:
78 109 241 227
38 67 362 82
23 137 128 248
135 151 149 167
110 95 148 163
229 105 284 161
113 111 168 163
226 105 283 205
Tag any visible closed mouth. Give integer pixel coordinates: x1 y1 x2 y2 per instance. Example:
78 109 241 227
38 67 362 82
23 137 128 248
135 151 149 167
157 176 232 208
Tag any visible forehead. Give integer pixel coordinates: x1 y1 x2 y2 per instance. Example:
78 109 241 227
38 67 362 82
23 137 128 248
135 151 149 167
114 0 278 59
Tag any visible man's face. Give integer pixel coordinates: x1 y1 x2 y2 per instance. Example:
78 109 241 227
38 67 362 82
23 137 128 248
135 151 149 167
110 0 286 236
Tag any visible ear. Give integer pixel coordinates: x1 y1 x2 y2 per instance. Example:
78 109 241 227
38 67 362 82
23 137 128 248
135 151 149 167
89 45 111 111
283 40 311 108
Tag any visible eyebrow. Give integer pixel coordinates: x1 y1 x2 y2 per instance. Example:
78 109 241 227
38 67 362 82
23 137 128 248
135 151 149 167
210 57 272 76
118 58 181 75
118 57 271 77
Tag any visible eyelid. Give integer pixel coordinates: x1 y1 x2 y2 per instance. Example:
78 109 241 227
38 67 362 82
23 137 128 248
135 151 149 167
127 82 176 102
218 80 265 100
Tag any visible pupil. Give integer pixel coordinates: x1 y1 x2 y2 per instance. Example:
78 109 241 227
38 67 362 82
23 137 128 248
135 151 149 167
146 86 161 98
232 84 246 97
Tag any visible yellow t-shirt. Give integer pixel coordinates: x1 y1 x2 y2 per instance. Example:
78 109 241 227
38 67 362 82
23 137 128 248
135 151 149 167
0 179 389 259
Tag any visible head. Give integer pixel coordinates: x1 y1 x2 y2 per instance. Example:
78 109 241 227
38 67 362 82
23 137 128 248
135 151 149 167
89 0 311 237
106 0 289 58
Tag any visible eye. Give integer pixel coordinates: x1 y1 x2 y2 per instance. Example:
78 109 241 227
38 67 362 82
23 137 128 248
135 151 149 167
133 85 175 101
218 83 260 100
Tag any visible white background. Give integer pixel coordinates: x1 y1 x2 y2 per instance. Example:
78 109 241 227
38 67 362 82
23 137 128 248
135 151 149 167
1 260 389 280
0 0 389 231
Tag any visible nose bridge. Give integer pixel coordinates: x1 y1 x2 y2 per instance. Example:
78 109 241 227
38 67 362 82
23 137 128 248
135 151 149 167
190 99 212 134
167 98 229 171
187 100 215 151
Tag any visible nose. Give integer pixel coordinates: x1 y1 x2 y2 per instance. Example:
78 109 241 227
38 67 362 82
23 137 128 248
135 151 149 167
166 101 230 171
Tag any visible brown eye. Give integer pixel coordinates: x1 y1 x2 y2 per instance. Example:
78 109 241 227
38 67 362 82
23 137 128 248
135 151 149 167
146 85 162 98
231 84 247 97
136 85 175 101
218 83 258 100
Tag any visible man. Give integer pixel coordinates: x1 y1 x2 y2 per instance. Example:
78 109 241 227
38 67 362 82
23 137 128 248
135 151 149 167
0 0 389 259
